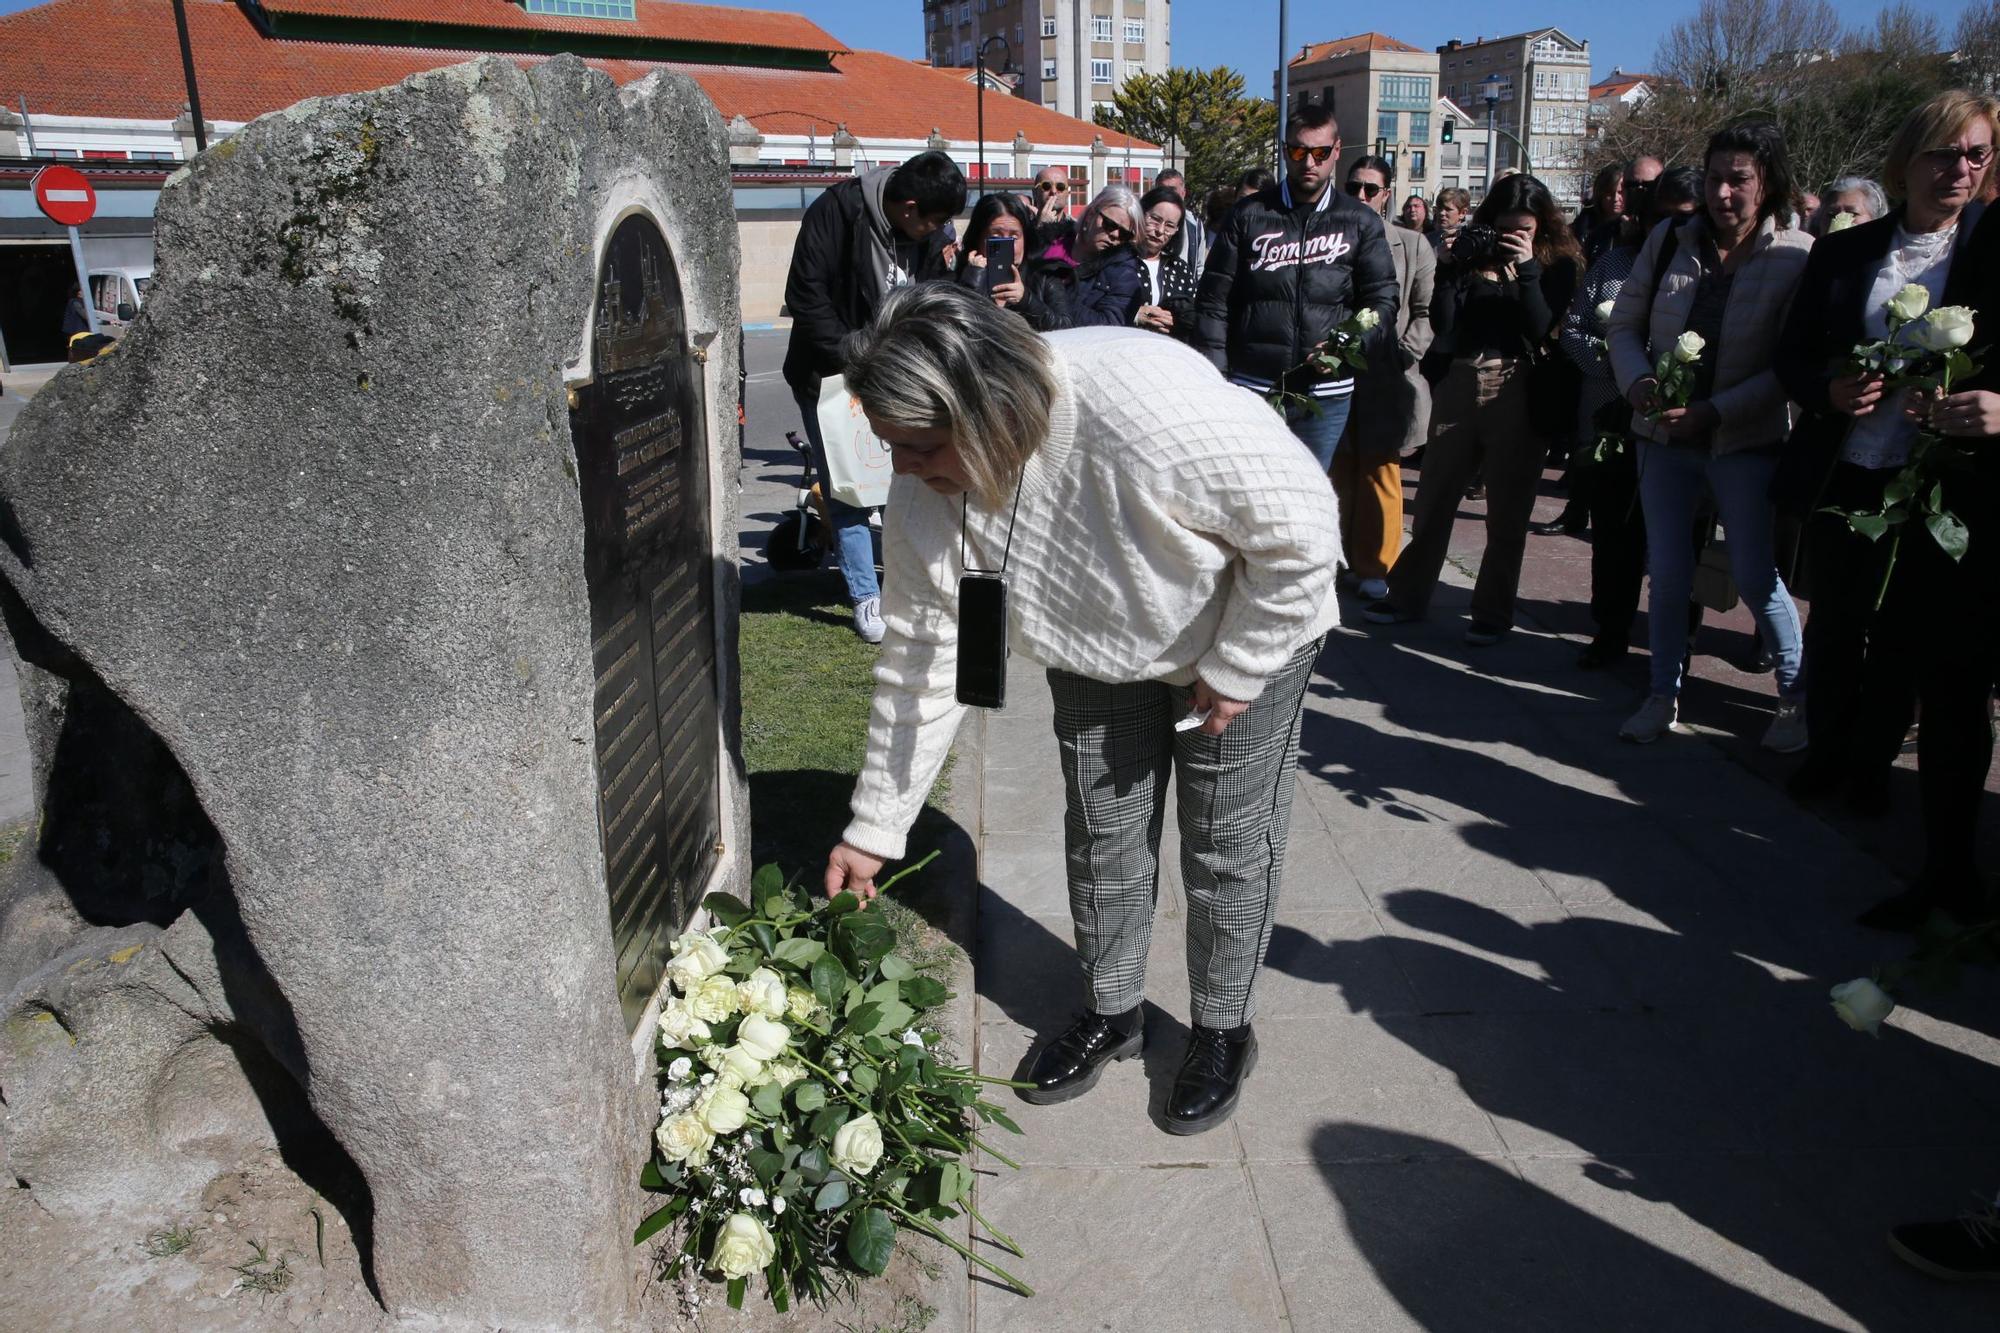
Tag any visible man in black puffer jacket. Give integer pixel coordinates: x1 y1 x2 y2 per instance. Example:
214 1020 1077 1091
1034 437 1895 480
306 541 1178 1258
783 150 965 642
1194 104 1399 472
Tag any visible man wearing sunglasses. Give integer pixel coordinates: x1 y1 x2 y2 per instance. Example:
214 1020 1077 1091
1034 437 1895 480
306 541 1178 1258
1193 104 1399 472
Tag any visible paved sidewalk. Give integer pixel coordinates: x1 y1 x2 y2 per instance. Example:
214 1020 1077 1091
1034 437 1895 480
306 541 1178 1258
966 568 2000 1331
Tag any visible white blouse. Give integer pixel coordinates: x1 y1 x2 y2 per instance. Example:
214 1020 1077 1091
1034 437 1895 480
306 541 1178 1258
1842 223 1958 471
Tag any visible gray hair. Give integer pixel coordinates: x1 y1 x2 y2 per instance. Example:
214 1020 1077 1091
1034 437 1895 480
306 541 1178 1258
840 283 1058 506
1820 176 1888 225
1080 184 1142 239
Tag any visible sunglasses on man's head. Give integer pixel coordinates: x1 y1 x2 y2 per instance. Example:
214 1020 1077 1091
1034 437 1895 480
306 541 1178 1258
1285 143 1335 164
1344 181 1385 199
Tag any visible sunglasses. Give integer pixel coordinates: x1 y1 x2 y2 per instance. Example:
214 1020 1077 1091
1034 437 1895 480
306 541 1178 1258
1285 143 1335 164
1921 144 1996 169
1096 215 1133 241
1344 181 1385 199
1035 180 1070 194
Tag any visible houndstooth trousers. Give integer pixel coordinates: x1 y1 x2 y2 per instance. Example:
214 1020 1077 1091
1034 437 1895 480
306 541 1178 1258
1046 637 1322 1029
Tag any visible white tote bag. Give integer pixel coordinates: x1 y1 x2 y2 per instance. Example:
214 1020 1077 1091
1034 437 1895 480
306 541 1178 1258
815 375 894 509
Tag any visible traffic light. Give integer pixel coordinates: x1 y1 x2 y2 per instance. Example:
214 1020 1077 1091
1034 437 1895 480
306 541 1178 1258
1442 117 1456 144
1374 136 1386 160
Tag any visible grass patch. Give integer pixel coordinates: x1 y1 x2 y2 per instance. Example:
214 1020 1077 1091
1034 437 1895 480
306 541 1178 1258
227 1240 294 1296
0 821 28 867
142 1224 197 1258
739 575 953 881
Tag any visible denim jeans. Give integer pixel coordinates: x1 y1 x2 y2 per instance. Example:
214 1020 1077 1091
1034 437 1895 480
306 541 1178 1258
1636 441 1803 700
1286 394 1353 472
794 387 880 605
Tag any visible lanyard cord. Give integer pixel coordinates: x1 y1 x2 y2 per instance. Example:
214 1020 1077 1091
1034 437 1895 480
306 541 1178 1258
960 465 1029 577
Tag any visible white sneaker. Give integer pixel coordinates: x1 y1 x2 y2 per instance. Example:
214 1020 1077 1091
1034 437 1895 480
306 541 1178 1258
853 596 885 644
1762 699 1808 754
1619 694 1683 744
1358 576 1390 601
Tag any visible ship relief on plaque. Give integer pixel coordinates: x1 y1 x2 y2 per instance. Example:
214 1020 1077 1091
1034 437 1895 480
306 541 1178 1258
570 214 720 1028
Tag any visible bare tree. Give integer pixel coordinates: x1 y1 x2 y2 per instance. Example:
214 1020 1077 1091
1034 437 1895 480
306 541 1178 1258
1956 0 2000 92
1843 2 1944 62
1656 0 1842 93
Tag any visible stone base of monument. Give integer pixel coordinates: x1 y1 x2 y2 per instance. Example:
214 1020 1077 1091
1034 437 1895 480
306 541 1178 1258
0 56 770 1329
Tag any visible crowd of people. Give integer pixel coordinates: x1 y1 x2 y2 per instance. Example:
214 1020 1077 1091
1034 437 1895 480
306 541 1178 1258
784 93 2000 1250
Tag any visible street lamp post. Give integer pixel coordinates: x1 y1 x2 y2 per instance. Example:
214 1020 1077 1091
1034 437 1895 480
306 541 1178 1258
170 0 208 153
975 34 1014 197
1481 72 1501 195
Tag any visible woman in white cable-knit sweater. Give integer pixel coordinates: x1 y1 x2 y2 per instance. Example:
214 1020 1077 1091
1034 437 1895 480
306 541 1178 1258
820 282 1341 1135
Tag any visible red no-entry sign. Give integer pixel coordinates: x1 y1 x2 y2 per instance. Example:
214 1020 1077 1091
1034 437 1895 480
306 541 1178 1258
32 165 96 227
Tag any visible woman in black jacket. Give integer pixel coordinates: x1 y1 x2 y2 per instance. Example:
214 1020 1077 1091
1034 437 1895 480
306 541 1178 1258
1366 173 1582 644
1130 185 1200 342
955 192 1073 332
1775 90 2000 926
1069 185 1147 328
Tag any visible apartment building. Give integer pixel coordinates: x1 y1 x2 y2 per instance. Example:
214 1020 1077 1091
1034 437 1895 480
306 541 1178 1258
1435 28 1591 207
1283 34 1439 209
924 0 1172 124
1433 95 1494 205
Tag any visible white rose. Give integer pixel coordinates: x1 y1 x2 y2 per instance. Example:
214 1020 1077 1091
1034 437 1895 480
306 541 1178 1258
830 1113 885 1176
654 1113 714 1166
696 1084 752 1134
710 1212 777 1280
1351 307 1380 331
714 1045 765 1088
1912 305 1977 351
736 968 788 1020
666 1055 693 1082
762 1060 805 1089
688 973 739 1023
786 987 820 1024
1826 210 1858 234
901 1029 926 1048
1830 978 1896 1035
735 1014 792 1063
1887 282 1932 324
1594 299 1616 323
667 931 730 990
656 1002 711 1051
1672 331 1705 363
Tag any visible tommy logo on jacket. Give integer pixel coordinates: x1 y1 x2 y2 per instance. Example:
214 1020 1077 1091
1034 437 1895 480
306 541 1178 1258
1247 229 1353 273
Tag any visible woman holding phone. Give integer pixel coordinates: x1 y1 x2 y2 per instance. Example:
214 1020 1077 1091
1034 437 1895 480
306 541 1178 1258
822 283 1340 1136
954 192 1074 331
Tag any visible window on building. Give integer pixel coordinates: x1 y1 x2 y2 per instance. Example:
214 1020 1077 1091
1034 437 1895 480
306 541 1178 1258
1410 151 1426 180
523 0 635 17
1409 111 1430 142
129 150 177 161
1441 143 1460 167
1015 23 1022 44
961 40 973 62
1043 58 1057 79
1091 14 1112 41
1376 110 1398 144
1377 74 1432 110
1124 60 1143 80
1090 57 1113 83
927 12 936 31
1124 18 1144 43
959 3 970 23
1469 143 1488 167
1042 13 1056 36
978 0 987 12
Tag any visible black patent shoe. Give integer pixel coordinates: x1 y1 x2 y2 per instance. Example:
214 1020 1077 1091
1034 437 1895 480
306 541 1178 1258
1889 1210 2000 1282
1163 1024 1258 1135
1020 1008 1143 1105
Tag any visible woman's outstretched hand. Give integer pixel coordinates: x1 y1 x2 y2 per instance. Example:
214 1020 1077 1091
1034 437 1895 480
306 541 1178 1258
824 843 886 904
1190 677 1249 736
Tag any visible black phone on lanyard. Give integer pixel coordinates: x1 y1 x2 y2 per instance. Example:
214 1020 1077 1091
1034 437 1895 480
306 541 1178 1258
956 573 1009 709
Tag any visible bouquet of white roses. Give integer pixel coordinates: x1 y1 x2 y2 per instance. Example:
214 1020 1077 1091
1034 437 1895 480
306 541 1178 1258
1824 284 1983 608
1268 306 1381 415
1646 330 1705 419
636 855 1031 1311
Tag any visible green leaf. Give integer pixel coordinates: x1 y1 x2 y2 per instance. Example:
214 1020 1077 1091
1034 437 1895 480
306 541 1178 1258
814 1178 851 1212
848 1001 883 1033
762 896 790 919
752 864 785 898
878 955 915 981
798 1145 831 1183
1926 511 1970 560
745 922 779 956
747 1147 786 1184
772 937 825 968
810 955 850 1011
849 1064 880 1094
1849 512 1891 541
864 999 916 1036
727 1275 746 1310
845 1207 897 1275
1883 480 1912 505
865 978 904 1008
938 1160 971 1205
633 1196 688 1245
702 893 752 928
810 1105 847 1141
901 976 950 1009
986 1107 1023 1136
751 1080 785 1117
827 891 861 915
794 1081 828 1113
639 1159 666 1191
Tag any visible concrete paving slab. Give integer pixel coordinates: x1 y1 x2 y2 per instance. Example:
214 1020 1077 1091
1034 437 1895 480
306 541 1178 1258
1370 895 1634 1016
1258 910 1419 1020
1231 1016 1508 1163
970 1165 1287 1332
982 765 1070 834
1332 820 1562 911
975 906 1190 1034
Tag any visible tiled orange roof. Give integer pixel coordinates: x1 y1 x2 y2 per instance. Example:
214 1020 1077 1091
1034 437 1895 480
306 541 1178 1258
1290 33 1424 65
1590 73 1653 98
0 0 1151 149
257 0 845 54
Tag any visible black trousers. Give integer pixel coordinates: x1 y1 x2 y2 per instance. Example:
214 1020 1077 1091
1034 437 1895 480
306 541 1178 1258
1799 463 1921 785
1584 442 1707 650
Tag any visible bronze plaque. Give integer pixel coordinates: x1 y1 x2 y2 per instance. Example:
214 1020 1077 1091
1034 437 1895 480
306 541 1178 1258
570 214 720 1029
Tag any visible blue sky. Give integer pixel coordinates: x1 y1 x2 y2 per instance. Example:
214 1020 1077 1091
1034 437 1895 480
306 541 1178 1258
0 0 1977 87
